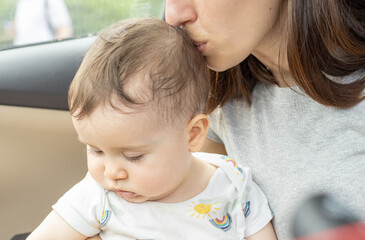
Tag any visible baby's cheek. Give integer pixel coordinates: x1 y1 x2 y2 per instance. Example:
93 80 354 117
135 170 166 191
87 159 105 185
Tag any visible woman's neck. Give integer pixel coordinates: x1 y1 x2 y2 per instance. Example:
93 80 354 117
251 5 296 88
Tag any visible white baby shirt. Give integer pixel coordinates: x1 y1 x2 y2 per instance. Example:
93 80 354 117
53 152 273 239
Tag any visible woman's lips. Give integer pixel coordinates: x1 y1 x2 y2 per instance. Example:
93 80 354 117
194 42 207 53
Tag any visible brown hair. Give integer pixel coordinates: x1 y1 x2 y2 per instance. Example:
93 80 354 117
69 18 209 125
207 0 364 113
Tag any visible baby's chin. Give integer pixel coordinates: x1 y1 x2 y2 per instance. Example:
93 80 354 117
122 194 150 204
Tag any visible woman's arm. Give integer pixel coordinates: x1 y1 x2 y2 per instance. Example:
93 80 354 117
200 138 227 155
246 222 277 240
26 210 88 240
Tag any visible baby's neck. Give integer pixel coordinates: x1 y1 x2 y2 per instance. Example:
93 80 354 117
158 156 217 203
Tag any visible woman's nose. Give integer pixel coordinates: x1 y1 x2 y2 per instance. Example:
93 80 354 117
165 0 196 27
104 159 128 180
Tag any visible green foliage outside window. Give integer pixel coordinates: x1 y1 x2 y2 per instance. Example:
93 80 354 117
65 0 165 37
0 0 165 49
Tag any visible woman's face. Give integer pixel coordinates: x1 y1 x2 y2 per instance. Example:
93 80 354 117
165 0 283 72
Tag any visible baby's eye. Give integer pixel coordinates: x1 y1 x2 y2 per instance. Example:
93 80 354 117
93 150 104 155
87 147 104 156
125 155 144 162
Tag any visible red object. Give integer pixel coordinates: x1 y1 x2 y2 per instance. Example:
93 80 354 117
295 222 365 240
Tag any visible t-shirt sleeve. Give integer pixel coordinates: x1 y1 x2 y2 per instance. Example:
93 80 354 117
207 128 223 144
241 168 273 237
52 173 104 237
207 108 224 144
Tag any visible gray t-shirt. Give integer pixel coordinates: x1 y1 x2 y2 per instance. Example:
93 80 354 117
207 69 365 240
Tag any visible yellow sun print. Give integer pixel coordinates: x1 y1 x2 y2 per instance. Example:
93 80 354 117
187 201 220 219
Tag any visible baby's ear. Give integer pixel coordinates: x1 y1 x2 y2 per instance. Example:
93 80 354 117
187 114 209 152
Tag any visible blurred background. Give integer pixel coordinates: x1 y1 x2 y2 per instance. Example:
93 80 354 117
0 0 165 50
0 1 164 239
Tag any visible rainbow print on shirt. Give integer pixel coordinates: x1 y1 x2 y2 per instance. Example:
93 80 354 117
100 209 112 227
209 213 232 232
243 201 251 217
221 156 243 173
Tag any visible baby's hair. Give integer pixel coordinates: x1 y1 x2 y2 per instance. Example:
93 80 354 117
69 17 209 126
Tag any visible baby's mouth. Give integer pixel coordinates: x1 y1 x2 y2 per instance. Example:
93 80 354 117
114 190 137 198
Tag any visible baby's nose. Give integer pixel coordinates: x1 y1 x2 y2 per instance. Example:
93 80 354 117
104 159 128 180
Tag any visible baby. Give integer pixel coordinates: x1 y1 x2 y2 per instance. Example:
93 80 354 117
27 18 276 240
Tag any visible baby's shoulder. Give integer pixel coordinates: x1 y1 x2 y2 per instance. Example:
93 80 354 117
193 152 251 192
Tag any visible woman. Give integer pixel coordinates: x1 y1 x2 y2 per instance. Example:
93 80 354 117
165 1 365 239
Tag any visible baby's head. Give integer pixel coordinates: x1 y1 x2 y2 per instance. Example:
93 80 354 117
69 17 209 128
68 18 211 203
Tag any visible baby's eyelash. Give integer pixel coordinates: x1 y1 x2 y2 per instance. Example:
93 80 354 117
125 155 143 162
86 148 103 156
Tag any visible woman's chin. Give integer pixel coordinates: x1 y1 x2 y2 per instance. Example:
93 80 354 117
206 58 237 72
207 63 226 72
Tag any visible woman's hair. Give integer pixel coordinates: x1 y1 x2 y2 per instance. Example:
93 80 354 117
207 0 364 113
69 18 209 125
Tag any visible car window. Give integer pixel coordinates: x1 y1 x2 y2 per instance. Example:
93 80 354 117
0 0 165 50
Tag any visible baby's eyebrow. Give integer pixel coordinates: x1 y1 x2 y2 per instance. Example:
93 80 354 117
117 145 150 151
118 137 160 151
77 136 155 151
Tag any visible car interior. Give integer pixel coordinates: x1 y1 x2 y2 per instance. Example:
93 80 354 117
0 36 95 240
0 1 165 239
